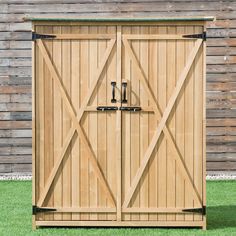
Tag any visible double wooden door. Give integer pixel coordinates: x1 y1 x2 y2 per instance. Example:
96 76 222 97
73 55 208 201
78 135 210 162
33 23 205 227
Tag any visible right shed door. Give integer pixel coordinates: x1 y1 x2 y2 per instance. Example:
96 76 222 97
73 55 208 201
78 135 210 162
120 25 205 221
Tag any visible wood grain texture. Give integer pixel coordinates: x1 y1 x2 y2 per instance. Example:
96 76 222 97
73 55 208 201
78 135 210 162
34 25 118 222
119 24 204 224
0 0 235 174
32 22 206 227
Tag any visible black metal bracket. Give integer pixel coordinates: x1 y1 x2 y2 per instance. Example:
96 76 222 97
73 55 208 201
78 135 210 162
32 32 56 41
182 206 206 215
183 32 206 41
32 205 57 215
121 82 128 104
120 106 141 112
111 81 117 103
97 106 118 111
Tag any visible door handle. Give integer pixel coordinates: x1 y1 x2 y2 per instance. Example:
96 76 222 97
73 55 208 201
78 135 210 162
97 106 118 111
119 106 141 112
121 82 127 104
111 81 116 103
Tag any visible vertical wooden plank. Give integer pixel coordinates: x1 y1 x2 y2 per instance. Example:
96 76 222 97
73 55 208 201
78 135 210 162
166 25 176 221
148 25 158 221
89 25 98 221
107 25 117 221
80 26 89 221
116 25 122 221
43 26 54 221
194 26 204 222
122 25 131 221
97 25 107 221
35 36 39 222
36 25 44 222
71 25 80 221
32 22 36 229
184 26 194 221
202 23 207 230
175 25 185 221
52 25 63 221
139 25 149 221
130 25 140 221
62 25 72 221
157 26 167 221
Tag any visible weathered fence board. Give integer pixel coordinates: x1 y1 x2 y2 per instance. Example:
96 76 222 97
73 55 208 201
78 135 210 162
0 155 31 164
8 2 236 13
0 0 235 174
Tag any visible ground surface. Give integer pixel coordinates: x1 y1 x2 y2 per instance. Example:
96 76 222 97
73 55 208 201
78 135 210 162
0 181 235 236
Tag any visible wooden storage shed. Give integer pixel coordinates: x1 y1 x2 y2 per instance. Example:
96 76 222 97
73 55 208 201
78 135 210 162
28 16 214 229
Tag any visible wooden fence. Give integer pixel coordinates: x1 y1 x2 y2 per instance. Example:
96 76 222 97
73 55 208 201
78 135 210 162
0 0 236 174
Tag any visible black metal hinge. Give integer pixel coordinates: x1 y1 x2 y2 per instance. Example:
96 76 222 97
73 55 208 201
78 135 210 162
32 32 56 41
183 31 206 41
32 205 57 215
182 206 206 215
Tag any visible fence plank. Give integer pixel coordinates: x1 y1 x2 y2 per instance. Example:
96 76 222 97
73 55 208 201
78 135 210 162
207 38 236 47
0 32 31 40
207 127 236 136
207 65 236 73
0 103 31 111
0 147 32 155
0 112 32 121
207 56 236 65
0 155 31 164
10 41 31 50
206 162 236 170
0 85 31 94
207 82 236 91
0 76 31 86
0 41 9 49
8 2 234 13
207 73 236 82
0 138 31 147
207 118 236 127
0 50 31 58
0 163 32 173
207 47 236 56
207 92 236 100
207 135 236 144
0 130 32 138
207 109 236 118
0 67 31 76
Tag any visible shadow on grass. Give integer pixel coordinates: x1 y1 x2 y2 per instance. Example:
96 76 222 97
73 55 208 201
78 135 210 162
207 205 236 230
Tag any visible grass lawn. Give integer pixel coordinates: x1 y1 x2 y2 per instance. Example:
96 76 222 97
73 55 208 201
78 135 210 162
0 181 235 236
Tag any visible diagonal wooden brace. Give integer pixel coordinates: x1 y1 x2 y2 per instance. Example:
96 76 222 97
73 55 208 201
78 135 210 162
122 38 203 208
37 38 116 207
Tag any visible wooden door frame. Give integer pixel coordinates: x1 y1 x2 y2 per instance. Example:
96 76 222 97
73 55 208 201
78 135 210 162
121 35 204 212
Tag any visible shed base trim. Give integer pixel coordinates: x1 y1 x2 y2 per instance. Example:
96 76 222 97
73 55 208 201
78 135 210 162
35 220 205 228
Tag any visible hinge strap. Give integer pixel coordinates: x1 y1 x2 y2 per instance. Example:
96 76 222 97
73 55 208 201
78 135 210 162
32 205 57 215
182 32 206 41
32 32 56 41
182 206 206 215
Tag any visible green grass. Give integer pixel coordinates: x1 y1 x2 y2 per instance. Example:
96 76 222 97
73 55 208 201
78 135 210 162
0 181 235 236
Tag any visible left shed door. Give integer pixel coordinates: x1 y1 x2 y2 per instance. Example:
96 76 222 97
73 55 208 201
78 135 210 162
34 25 118 221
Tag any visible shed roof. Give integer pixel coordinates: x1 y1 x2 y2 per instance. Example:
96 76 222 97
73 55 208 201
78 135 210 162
24 16 215 22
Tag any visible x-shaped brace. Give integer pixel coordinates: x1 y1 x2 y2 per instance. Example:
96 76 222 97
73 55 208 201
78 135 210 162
122 38 203 208
36 38 116 207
